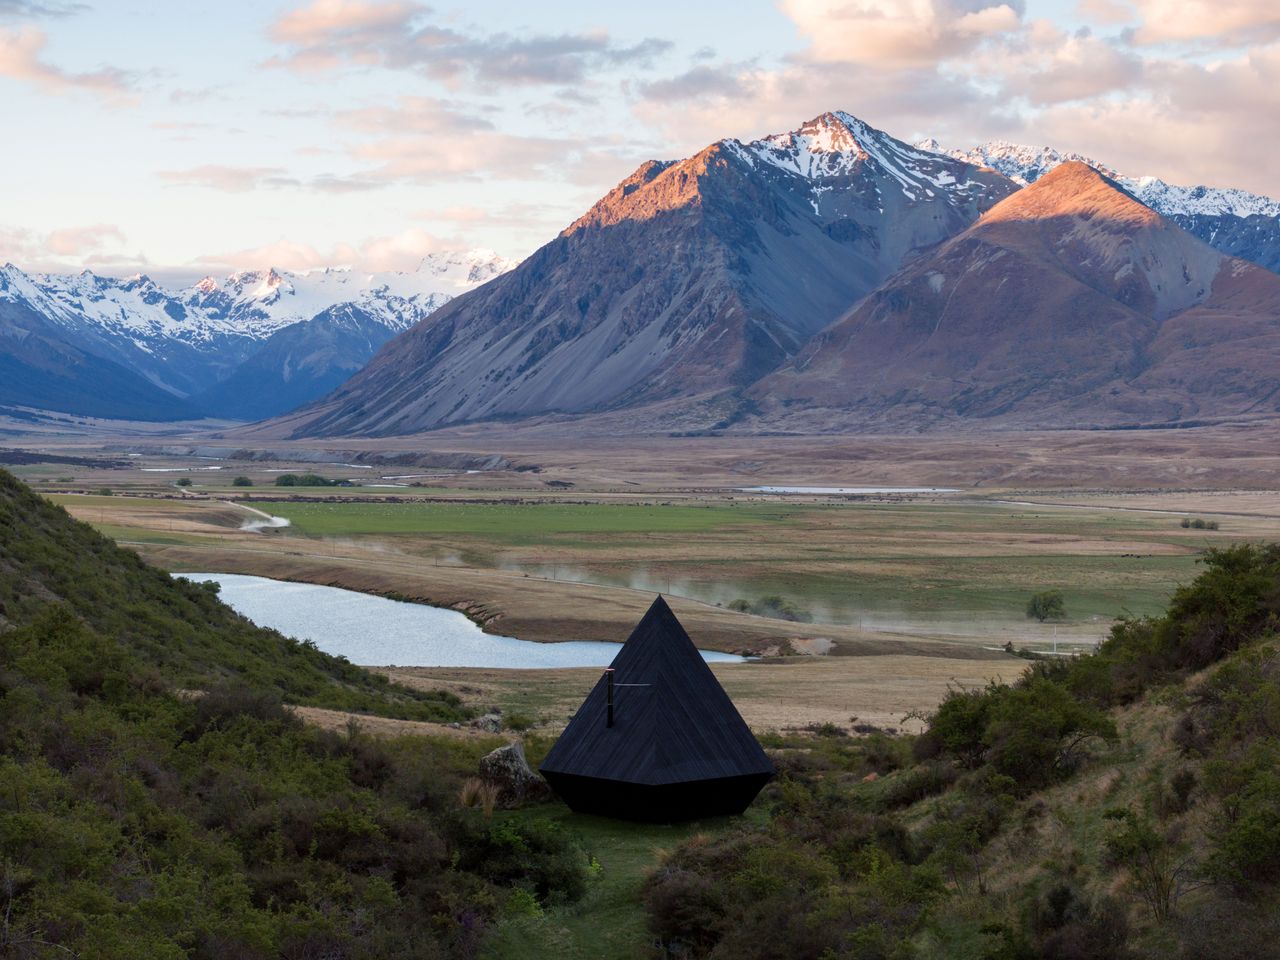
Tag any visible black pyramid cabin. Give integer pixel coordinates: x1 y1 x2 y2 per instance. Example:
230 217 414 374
539 596 774 822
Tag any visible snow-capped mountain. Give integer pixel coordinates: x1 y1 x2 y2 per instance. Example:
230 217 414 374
921 140 1280 272
184 250 512 337
280 111 1016 438
0 250 512 420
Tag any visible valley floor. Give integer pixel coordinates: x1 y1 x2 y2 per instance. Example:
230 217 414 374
9 421 1280 734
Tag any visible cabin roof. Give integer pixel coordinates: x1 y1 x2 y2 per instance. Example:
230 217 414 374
538 596 774 786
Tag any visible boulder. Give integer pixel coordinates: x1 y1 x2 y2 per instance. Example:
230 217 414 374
478 741 552 807
469 713 503 733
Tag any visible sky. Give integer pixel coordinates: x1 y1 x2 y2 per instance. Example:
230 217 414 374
0 0 1276 284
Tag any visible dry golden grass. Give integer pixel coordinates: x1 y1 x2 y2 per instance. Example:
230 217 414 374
380 655 1016 735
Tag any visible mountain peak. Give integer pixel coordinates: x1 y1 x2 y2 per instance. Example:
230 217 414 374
982 159 1161 231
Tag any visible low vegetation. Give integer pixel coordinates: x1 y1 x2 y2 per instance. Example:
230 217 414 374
642 544 1280 958
0 468 590 957
0 469 462 720
273 473 350 487
726 594 813 622
1180 517 1219 530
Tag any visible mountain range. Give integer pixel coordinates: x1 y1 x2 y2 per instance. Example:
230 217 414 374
5 110 1280 435
274 112 1280 438
0 251 511 421
931 140 1280 273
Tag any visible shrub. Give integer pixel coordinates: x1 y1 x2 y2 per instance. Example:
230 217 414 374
232 476 253 487
1026 880 1130 960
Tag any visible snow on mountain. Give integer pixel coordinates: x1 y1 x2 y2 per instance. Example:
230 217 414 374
0 249 514 407
728 111 994 206
185 250 513 337
915 138 1280 273
0 249 513 350
922 139 1280 222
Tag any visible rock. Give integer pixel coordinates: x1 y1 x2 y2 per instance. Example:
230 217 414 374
478 741 552 807
469 713 503 733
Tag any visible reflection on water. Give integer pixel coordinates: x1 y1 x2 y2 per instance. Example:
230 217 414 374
178 572 744 669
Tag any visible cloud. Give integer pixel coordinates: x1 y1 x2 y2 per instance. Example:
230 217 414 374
189 227 466 276
0 26 136 98
266 0 672 87
0 221 130 272
156 164 381 194
635 62 762 102
976 21 1143 105
1026 41 1280 194
779 0 1024 67
157 165 299 192
330 96 640 187
1128 0 1280 47
45 223 126 256
0 0 85 18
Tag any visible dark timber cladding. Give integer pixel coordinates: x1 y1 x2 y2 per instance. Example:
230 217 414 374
539 596 774 822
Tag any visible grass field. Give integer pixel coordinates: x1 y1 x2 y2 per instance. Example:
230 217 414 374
237 496 1224 636
45 489 1252 647
247 499 812 540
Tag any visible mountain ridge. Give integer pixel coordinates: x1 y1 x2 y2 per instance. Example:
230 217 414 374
752 161 1280 431
0 250 511 421
928 139 1280 272
281 111 1017 438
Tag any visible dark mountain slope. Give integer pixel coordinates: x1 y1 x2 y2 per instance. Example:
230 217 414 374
280 112 1015 438
755 162 1280 430
0 299 202 421
195 304 400 421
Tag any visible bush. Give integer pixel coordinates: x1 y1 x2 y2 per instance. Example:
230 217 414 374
232 476 253 487
1026 880 1130 960
726 594 813 622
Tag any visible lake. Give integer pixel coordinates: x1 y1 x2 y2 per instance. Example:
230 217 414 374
179 572 744 669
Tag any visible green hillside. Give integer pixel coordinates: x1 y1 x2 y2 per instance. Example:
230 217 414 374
633 544 1280 959
0 468 590 957
0 469 457 720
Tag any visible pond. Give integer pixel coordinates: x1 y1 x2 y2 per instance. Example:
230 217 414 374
178 573 744 669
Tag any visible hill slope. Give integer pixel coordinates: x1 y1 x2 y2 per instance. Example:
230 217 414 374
0 468 460 717
756 162 1280 430
278 112 1015 438
640 543 1280 958
0 467 590 958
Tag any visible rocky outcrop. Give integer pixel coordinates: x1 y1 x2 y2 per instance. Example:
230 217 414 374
477 741 552 807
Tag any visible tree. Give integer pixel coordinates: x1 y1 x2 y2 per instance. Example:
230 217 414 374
1026 590 1066 622
232 476 253 487
175 478 192 487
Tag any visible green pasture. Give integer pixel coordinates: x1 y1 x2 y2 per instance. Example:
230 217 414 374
246 499 814 542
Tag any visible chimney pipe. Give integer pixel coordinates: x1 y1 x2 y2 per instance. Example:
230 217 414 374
605 668 615 727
